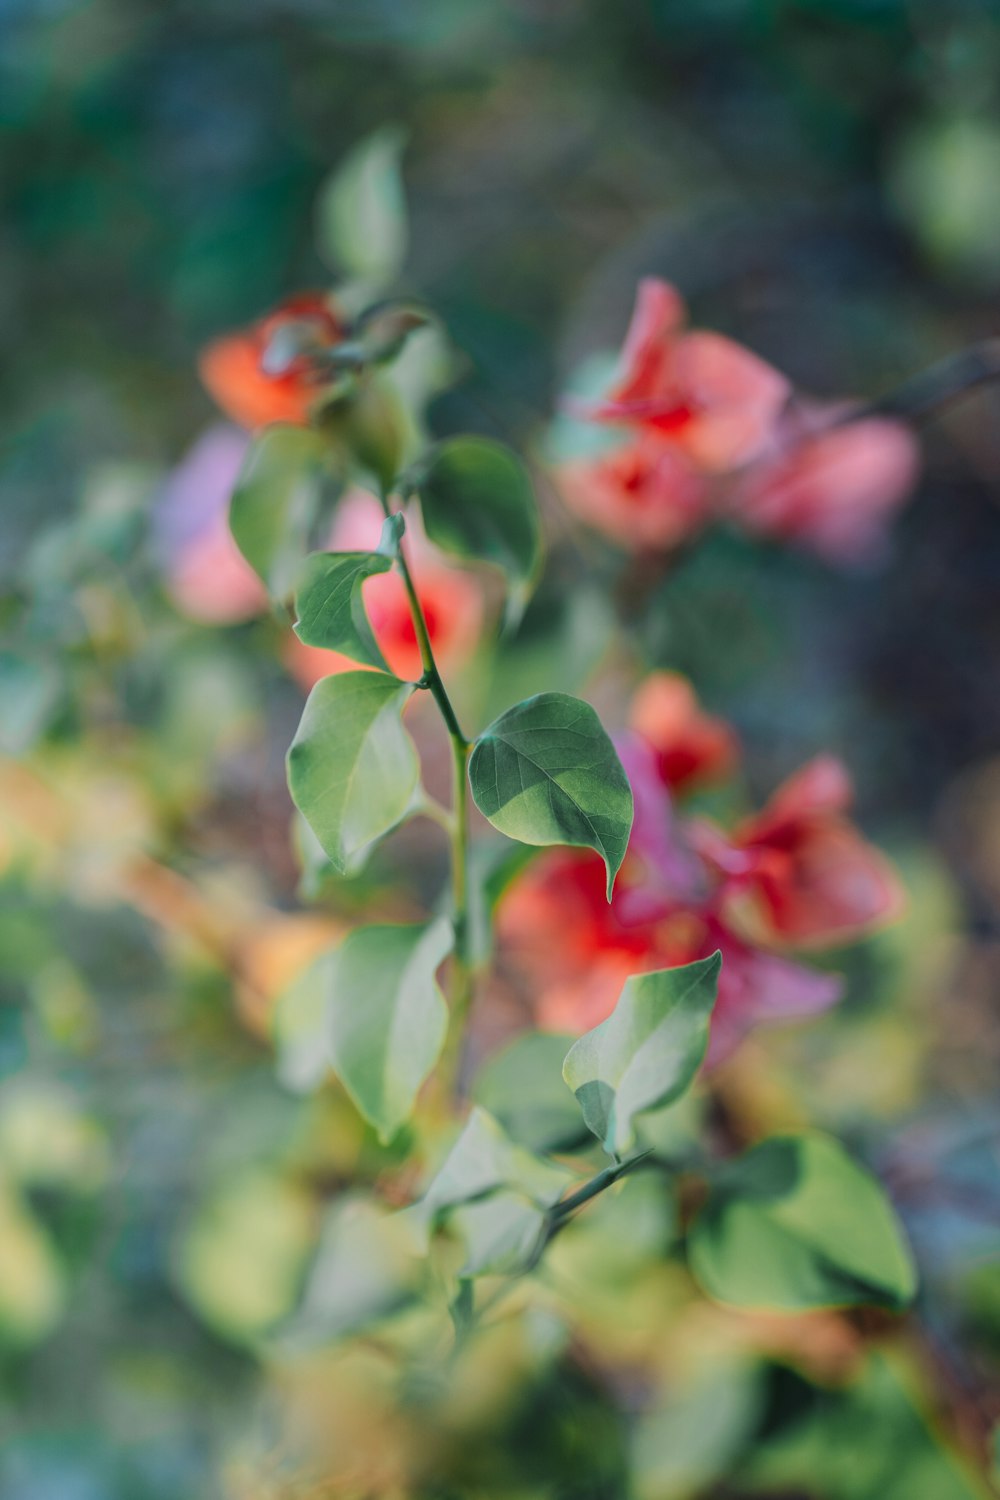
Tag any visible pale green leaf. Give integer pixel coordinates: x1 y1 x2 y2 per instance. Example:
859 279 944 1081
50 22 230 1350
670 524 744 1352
407 1106 572 1248
412 436 541 623
450 1190 547 1278
230 425 329 596
292 514 404 670
281 1195 423 1347
316 126 408 286
286 671 419 873
473 1031 585 1153
323 919 452 1141
688 1132 918 1311
469 692 633 899
562 954 721 1158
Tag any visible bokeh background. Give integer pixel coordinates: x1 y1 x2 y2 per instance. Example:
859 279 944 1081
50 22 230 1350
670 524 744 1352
3 2 1000 1496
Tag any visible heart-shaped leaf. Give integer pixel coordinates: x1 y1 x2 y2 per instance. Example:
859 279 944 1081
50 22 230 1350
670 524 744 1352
287 671 418 873
688 1132 917 1311
292 514 404 670
469 692 634 899
230 425 329 596
562 953 721 1158
412 437 541 624
320 919 452 1142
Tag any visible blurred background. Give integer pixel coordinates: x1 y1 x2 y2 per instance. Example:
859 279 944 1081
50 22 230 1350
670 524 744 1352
3 1 1000 1496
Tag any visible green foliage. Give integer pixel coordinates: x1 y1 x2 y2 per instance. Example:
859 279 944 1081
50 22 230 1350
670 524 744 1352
316 126 409 287
411 436 541 623
563 955 721 1158
472 1031 585 1153
469 692 634 899
229 425 330 596
320 919 453 1142
450 1190 548 1277
688 1133 917 1311
293 513 404 670
287 671 419 872
283 1196 423 1347
407 1106 572 1248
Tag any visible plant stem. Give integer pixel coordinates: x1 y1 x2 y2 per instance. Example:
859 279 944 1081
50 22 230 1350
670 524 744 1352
861 337 1000 424
377 487 474 1078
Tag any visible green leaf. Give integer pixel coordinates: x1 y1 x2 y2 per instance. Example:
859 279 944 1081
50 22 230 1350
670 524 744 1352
230 426 329 596
562 954 721 1158
322 920 452 1142
688 1133 918 1312
281 1195 423 1348
316 126 408 286
287 671 419 873
473 1032 586 1154
407 1106 572 1247
292 514 404 670
450 1190 547 1278
412 436 541 624
469 692 633 899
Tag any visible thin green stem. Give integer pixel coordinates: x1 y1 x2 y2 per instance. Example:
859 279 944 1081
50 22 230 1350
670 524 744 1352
377 486 474 1082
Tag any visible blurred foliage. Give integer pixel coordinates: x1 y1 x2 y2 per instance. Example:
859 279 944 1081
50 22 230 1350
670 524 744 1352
3 1 1000 1497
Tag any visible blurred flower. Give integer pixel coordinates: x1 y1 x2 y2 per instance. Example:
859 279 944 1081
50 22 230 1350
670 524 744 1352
692 754 905 949
199 293 344 430
556 433 708 552
499 690 899 1062
285 490 484 688
732 412 922 564
628 671 740 794
580 278 790 472
154 425 266 624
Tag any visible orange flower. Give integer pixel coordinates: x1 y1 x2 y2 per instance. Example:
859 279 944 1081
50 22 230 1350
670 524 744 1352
732 415 921 564
557 433 708 552
696 755 905 948
285 491 484 689
199 293 344 431
628 672 739 794
583 278 790 472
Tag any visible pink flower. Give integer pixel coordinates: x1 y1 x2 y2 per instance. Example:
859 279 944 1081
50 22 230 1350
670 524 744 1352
582 278 791 472
498 740 851 1064
732 413 921 563
628 671 740 795
556 433 708 552
694 755 905 948
155 425 267 625
285 491 484 689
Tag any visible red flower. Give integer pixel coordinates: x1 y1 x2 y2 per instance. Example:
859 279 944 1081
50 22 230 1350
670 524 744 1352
199 294 343 431
582 278 790 472
285 491 484 689
497 734 854 1063
557 433 708 552
694 755 905 948
628 672 739 794
732 412 921 564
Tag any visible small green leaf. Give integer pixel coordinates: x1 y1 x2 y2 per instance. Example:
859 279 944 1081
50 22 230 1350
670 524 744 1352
473 1032 585 1154
688 1133 918 1311
292 515 404 670
450 1191 547 1277
562 954 721 1158
316 126 408 286
322 920 452 1142
281 1195 422 1348
469 692 633 899
407 1106 572 1247
287 671 419 873
230 426 329 596
412 437 541 623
